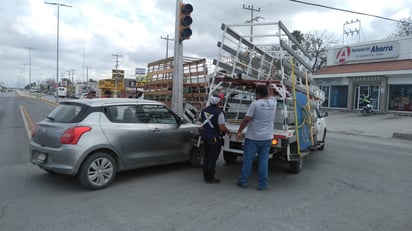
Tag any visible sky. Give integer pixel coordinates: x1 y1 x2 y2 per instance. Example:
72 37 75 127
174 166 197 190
0 0 410 88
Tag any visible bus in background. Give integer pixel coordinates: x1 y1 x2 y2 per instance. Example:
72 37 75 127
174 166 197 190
57 87 68 98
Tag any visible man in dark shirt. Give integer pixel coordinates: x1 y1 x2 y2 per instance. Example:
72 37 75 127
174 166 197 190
199 95 231 183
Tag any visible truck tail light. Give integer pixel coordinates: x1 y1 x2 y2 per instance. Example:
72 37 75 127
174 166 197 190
60 126 92 144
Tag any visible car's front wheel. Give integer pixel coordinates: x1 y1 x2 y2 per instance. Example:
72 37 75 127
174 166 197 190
190 145 204 168
78 152 117 190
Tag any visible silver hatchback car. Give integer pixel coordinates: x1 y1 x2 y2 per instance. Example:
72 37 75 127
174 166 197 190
30 98 203 190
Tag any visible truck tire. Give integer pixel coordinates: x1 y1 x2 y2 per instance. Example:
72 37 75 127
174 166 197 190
223 151 238 164
289 157 302 174
289 143 302 173
318 129 326 151
78 152 117 190
190 146 204 168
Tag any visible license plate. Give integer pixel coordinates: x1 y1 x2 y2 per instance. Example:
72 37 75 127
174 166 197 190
37 153 47 162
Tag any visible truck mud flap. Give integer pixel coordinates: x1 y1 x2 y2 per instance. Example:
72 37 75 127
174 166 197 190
289 151 310 161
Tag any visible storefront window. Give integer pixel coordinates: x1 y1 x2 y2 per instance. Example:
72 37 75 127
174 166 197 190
330 86 348 108
388 85 412 112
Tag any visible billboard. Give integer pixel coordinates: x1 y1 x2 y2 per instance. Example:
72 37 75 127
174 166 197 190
112 69 125 79
334 41 400 64
135 68 146 76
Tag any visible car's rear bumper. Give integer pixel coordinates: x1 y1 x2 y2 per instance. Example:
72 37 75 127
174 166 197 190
30 141 85 175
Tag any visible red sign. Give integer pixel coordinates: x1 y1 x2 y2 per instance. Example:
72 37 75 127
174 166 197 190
336 47 351 64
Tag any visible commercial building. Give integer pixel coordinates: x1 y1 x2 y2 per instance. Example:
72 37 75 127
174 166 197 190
313 36 412 114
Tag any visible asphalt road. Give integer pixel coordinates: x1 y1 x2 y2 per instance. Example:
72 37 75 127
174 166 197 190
1 91 411 231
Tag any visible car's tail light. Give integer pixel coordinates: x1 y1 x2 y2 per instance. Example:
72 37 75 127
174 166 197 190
60 126 92 144
31 125 38 138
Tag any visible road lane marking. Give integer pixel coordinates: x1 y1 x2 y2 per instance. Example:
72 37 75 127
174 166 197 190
19 104 34 139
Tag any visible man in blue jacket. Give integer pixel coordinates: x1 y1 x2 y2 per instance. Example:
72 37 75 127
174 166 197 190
199 95 231 183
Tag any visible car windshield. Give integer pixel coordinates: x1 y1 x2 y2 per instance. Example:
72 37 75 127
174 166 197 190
47 104 84 123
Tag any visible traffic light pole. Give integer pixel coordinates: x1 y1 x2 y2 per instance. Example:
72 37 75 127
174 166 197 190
172 0 184 116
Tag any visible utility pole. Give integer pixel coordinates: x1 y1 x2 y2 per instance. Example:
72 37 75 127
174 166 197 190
160 34 174 60
45 2 72 102
343 19 361 44
82 46 85 85
68 69 75 94
85 67 91 91
112 54 122 98
173 0 184 116
242 4 261 42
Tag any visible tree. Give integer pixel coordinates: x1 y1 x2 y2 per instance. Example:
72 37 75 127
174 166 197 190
390 17 412 38
301 31 337 72
291 30 305 50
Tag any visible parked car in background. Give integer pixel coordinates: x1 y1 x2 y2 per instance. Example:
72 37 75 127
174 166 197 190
69 94 79 99
30 98 202 190
78 92 88 99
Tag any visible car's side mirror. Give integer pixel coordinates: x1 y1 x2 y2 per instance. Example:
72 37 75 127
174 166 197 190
176 117 186 124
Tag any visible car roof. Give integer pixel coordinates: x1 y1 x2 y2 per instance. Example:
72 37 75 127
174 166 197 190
61 98 165 107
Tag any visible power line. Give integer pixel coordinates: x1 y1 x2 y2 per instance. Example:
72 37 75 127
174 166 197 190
289 0 409 24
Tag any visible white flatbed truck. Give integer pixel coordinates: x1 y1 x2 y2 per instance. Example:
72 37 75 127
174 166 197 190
208 21 328 173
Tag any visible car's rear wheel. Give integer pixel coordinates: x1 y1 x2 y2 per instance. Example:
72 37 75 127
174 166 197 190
78 152 117 190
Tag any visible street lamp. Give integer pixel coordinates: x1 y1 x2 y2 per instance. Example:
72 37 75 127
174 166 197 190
22 64 27 89
44 1 72 102
25 47 33 90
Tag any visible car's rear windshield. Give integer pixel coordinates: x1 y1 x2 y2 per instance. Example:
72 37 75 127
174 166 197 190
46 103 85 123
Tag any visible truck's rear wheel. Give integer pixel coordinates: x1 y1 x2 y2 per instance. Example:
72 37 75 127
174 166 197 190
318 129 326 151
223 151 238 164
289 157 302 174
289 143 302 173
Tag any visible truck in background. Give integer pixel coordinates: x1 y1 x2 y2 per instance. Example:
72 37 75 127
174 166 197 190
57 87 68 98
208 21 328 173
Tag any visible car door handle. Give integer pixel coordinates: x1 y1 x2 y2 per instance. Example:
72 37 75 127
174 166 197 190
152 128 161 133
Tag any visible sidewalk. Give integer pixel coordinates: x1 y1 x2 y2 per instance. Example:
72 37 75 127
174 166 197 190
326 111 412 141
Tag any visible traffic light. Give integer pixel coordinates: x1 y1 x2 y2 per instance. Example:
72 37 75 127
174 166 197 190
178 3 193 42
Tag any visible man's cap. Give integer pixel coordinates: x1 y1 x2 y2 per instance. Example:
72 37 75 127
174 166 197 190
209 95 221 105
218 92 225 100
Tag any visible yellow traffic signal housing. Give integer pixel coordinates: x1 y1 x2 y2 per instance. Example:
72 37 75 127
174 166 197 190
178 3 193 42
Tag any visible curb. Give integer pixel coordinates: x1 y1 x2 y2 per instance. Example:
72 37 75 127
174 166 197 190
392 132 412 141
330 130 412 141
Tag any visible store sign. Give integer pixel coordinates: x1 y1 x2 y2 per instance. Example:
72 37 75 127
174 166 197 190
352 76 381 81
335 41 400 64
135 68 146 76
112 69 125 80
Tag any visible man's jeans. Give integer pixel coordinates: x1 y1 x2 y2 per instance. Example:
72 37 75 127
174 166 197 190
238 138 271 188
